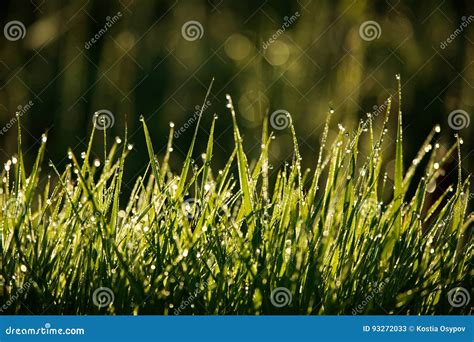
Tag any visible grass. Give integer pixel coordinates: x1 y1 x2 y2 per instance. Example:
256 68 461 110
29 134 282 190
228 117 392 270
0 80 472 315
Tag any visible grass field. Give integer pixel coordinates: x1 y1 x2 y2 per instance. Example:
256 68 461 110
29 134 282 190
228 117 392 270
0 80 472 315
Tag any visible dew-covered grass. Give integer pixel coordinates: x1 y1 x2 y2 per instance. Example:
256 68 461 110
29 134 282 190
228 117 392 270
0 79 472 315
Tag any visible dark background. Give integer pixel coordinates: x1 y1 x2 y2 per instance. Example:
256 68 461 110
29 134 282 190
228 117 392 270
0 0 472 196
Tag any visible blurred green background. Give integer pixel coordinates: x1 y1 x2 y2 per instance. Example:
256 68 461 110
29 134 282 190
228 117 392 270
0 0 472 194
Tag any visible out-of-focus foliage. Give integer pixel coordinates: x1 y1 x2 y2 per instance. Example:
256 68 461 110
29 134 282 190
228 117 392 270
0 0 472 193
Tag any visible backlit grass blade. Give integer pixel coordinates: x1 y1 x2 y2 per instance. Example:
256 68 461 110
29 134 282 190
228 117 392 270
175 78 214 200
110 124 128 232
141 115 162 192
226 94 252 220
201 114 216 198
393 74 404 241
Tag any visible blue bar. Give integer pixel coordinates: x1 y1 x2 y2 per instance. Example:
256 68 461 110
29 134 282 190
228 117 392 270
0 316 472 342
